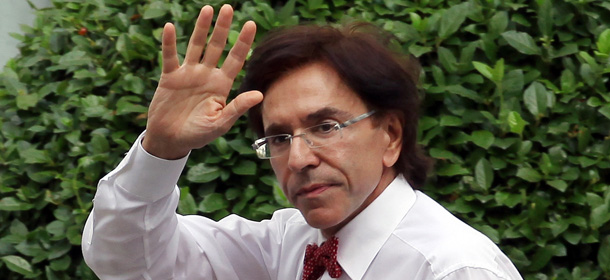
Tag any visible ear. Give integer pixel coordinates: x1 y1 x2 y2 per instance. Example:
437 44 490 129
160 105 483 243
381 113 403 168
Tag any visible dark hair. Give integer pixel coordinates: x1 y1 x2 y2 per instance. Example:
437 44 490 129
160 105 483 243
240 23 432 189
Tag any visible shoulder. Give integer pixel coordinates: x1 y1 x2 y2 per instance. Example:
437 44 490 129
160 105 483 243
391 191 519 279
176 207 305 234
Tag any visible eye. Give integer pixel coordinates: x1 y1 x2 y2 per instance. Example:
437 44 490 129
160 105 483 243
313 122 338 134
270 135 291 145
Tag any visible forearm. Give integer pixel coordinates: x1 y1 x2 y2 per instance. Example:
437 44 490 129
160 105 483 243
82 132 189 279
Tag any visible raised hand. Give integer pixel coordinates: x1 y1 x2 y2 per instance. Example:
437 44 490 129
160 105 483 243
143 5 263 159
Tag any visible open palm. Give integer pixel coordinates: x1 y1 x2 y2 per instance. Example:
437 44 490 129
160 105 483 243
143 5 262 159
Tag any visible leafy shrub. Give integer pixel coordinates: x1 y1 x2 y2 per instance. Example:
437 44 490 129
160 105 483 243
0 0 608 279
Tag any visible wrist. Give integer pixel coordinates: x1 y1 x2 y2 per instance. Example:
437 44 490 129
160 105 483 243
141 135 190 160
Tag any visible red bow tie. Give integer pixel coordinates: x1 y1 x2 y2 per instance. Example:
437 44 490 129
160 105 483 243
302 236 342 280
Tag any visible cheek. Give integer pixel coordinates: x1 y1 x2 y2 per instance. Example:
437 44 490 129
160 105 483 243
270 159 287 182
350 132 388 162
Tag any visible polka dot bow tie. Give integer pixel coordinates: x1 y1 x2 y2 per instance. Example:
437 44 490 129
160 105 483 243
302 236 342 280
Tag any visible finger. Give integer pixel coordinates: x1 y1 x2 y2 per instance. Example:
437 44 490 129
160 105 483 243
201 4 233 67
162 23 180 73
184 6 214 65
219 90 264 128
221 21 256 79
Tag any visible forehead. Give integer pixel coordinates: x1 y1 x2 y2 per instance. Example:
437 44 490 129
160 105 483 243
261 62 367 128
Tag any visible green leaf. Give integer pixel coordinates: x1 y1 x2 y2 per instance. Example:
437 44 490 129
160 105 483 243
596 29 610 54
58 50 92 67
90 134 110 154
439 115 463 126
10 220 28 235
529 246 553 270
256 204 280 215
599 105 610 120
471 130 495 149
491 59 505 84
488 11 508 38
507 111 528 135
66 226 82 245
501 31 541 55
143 1 167 19
273 182 291 207
590 203 610 230
587 97 603 107
278 0 297 23
16 93 39 110
599 235 610 273
475 158 493 190
122 73 145 94
537 0 552 37
408 44 432 57
116 96 148 115
547 180 568 192
439 2 469 38
116 34 133 61
19 148 51 164
502 70 524 93
186 163 221 183
212 137 231 155
472 61 493 80
444 85 482 102
436 164 469 176
560 69 576 92
232 160 257 175
438 47 457 73
228 139 256 155
81 95 110 118
495 192 522 208
580 63 596 86
419 116 438 131
429 148 458 160
474 224 500 243
2 70 27 95
577 156 596 168
46 221 66 237
49 255 71 271
506 247 531 268
199 193 229 213
48 241 71 260
1 255 34 276
523 82 549 118
0 197 34 211
178 188 197 215
516 167 542 182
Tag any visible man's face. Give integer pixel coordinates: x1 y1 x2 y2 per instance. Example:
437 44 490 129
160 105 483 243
261 62 401 236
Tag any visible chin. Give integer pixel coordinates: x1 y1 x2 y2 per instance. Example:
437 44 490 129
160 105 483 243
300 207 345 231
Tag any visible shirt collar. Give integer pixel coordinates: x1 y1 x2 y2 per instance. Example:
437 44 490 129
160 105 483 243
332 175 416 280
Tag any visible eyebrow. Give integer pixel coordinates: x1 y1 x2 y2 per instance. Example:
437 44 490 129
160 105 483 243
264 107 351 136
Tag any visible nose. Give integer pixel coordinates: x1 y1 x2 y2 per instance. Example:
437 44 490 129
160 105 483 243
286 135 320 172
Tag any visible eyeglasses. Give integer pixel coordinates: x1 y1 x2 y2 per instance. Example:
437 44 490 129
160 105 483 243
252 110 376 159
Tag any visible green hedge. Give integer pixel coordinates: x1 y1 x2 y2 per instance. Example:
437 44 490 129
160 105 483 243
0 0 609 279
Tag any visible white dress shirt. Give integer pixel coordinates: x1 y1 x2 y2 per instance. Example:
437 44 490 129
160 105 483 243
82 133 523 280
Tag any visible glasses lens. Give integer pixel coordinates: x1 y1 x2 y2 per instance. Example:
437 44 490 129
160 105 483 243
255 135 291 159
252 121 342 159
303 121 341 147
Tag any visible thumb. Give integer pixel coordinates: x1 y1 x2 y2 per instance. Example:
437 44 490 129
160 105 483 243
220 90 264 127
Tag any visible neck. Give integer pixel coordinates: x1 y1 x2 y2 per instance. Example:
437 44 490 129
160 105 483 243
320 167 397 238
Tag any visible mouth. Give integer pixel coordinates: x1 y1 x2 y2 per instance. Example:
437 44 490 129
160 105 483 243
296 183 337 198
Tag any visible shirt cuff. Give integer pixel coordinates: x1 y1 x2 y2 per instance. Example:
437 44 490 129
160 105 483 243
114 131 189 202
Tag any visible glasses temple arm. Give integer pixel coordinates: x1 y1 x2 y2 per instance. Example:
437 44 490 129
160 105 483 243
339 110 376 128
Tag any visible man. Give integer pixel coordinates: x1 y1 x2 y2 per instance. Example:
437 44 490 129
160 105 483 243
82 4 522 280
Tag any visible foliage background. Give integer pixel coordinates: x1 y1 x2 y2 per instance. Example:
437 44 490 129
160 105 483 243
0 0 609 279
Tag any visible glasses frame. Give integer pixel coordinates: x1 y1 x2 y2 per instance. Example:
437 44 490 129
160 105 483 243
252 110 376 159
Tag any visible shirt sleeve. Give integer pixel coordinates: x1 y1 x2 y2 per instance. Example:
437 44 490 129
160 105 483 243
81 132 290 280
440 261 523 280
